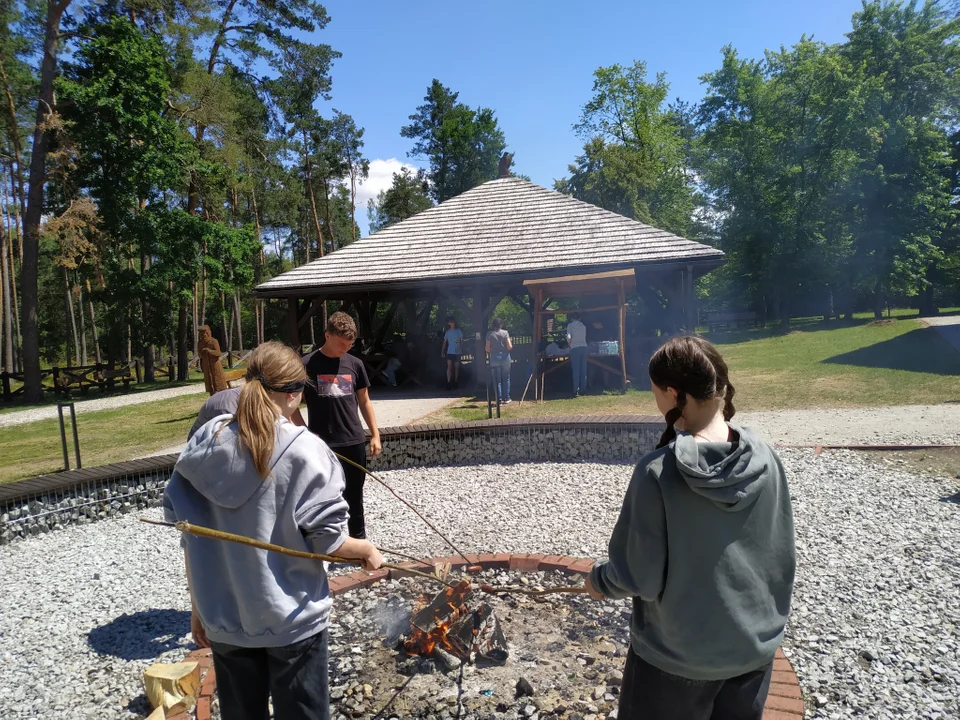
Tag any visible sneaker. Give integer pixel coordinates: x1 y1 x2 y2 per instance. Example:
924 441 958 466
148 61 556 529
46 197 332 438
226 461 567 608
503 398 512 404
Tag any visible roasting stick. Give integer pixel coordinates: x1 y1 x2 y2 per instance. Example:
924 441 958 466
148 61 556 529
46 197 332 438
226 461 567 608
140 519 590 598
333 452 476 569
139 518 456 588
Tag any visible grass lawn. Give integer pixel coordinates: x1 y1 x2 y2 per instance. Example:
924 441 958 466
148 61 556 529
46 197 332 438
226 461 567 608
428 315 960 423
0 393 206 484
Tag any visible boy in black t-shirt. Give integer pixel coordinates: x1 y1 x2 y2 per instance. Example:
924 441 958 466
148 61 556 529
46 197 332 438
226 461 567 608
294 312 382 539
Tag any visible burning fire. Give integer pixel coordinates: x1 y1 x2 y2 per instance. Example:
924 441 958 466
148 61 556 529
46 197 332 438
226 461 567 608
402 580 509 664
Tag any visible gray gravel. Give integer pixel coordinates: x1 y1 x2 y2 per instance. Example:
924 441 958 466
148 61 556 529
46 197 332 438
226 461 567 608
1 447 958 718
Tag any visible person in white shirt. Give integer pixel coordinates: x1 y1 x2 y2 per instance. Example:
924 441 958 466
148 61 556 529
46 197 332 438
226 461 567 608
567 313 588 398
441 317 464 390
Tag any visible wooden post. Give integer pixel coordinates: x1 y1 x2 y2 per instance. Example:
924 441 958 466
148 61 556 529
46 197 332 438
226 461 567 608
534 287 542 402
286 298 300 351
168 357 175 382
618 278 628 394
684 264 696 333
134 359 142 384
1 371 9 400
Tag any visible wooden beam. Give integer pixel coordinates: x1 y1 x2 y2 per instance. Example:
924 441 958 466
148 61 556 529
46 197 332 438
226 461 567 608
482 292 507 319
286 299 300 349
509 293 533 316
418 294 437 334
439 288 472 316
297 297 326 329
618 278 628 393
539 305 622 316
374 301 399 348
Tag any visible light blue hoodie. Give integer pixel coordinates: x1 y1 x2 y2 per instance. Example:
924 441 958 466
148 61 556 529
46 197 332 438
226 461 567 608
163 414 349 649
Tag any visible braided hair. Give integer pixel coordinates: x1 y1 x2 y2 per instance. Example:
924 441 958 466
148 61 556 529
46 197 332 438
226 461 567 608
649 335 736 449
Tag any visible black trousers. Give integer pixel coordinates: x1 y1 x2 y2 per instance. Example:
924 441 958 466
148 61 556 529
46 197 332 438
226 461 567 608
618 649 773 720
210 629 330 720
334 442 367 539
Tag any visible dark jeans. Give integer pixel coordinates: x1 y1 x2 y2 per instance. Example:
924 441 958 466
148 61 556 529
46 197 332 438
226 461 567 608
210 629 330 720
570 346 587 395
490 361 511 401
618 649 773 720
334 442 367 539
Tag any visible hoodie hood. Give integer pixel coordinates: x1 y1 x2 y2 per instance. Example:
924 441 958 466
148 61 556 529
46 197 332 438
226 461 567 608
174 414 307 508
671 425 772 512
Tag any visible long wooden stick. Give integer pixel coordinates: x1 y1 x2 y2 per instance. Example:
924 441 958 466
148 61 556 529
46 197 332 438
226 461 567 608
334 452 473 567
140 517 454 588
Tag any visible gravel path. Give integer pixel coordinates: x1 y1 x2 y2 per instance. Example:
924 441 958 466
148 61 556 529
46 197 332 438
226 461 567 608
739 404 960 446
0 384 208 428
1 445 957 718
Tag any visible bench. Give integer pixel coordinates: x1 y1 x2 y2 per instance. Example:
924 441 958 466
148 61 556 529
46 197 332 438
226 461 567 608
98 365 133 391
703 311 759 332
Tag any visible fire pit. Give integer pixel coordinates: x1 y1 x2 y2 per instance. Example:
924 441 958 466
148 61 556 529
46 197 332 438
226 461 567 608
327 566 632 719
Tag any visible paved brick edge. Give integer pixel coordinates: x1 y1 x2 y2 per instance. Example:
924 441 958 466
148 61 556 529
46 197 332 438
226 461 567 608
175 554 803 719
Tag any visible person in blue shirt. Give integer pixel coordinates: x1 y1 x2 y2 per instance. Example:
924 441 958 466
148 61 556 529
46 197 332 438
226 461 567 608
441 317 464 390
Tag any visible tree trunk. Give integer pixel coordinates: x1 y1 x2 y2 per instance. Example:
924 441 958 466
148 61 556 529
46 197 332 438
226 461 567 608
142 249 155 383
8 213 20 370
220 291 229 360
873 280 884 320
0 225 12 372
824 284 835 321
86 279 101 364
76 273 88 366
1 62 27 227
21 0 71 402
227 300 235 357
233 290 243 352
63 267 79 366
192 282 199 357
177 299 189 381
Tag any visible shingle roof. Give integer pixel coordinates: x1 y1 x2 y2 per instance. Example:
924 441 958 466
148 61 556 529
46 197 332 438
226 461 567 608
255 177 724 297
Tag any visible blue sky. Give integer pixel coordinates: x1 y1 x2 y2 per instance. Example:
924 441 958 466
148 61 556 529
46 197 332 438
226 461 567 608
318 0 867 234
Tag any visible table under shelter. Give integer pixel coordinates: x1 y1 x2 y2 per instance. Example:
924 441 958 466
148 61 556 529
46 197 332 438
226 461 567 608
253 176 725 393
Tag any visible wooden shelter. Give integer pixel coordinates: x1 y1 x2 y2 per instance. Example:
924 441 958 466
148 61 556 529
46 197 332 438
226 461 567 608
253 177 724 387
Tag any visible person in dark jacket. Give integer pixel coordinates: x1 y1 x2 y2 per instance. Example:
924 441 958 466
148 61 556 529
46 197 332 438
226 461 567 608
586 335 795 720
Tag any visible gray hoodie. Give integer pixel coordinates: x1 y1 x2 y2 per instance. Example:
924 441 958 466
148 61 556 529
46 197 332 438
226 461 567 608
163 414 349 648
589 425 795 681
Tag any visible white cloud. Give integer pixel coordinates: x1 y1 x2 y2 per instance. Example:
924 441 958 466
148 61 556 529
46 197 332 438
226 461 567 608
354 158 421 212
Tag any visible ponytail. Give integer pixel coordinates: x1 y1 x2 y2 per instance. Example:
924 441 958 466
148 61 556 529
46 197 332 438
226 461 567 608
235 378 280 478
232 341 308 479
723 381 736 422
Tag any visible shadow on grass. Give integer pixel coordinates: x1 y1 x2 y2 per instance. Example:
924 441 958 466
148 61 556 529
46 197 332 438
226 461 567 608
157 414 200 425
88 608 191 660
823 328 960 375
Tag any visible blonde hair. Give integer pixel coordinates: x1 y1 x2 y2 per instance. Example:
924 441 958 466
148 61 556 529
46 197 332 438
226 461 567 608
235 342 307 478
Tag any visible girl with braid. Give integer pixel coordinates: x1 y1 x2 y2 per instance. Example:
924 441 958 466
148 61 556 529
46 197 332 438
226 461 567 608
586 336 795 720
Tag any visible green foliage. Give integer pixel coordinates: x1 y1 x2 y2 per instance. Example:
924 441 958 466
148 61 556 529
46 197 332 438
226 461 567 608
401 79 508 203
556 61 696 236
367 167 433 233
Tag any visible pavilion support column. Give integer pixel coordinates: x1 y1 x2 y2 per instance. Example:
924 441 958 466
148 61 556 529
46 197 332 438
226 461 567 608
683 264 697 333
473 285 488 390
286 298 301 350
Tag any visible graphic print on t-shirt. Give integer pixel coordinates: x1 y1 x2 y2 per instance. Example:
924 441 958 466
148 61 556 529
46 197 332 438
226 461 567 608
316 373 355 398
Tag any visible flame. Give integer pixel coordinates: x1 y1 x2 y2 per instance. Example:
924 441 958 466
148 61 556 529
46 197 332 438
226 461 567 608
404 581 477 658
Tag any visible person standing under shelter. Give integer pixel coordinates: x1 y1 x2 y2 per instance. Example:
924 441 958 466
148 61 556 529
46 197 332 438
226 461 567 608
295 312 382 540
485 317 513 404
441 317 464 390
567 313 588 398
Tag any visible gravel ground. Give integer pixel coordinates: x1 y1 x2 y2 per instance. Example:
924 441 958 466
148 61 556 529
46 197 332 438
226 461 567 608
0 447 957 719
0 384 208 428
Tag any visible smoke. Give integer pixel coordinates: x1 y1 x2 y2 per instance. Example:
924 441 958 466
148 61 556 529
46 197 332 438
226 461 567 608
373 597 413 647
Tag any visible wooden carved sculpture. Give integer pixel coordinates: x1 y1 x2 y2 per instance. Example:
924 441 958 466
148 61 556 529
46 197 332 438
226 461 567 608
198 326 227 395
